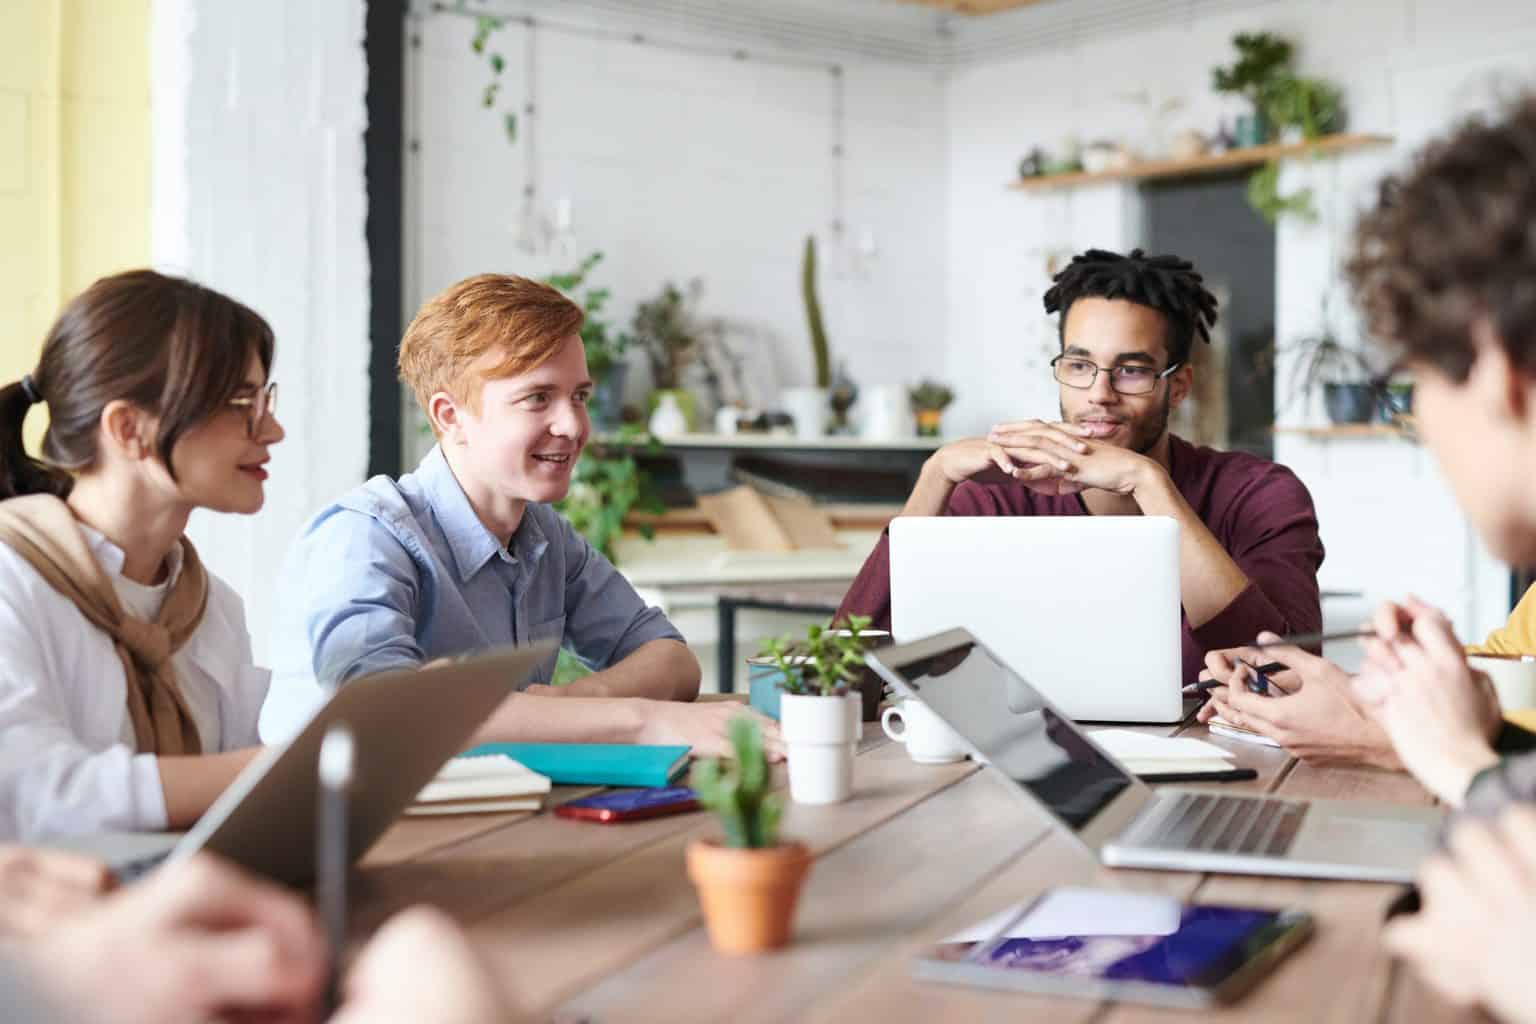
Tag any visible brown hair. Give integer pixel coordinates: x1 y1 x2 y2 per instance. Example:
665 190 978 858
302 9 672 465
1347 95 1536 383
397 274 584 421
0 269 275 499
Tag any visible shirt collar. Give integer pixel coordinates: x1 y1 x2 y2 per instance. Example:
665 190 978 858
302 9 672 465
418 445 550 583
78 523 185 587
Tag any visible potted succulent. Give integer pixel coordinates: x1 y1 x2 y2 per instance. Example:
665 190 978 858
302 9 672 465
908 379 955 437
544 252 632 430
633 281 701 431
760 617 877 805
686 716 811 955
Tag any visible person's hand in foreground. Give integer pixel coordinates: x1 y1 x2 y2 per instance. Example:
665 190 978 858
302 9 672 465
1385 805 1536 1023
22 853 325 1024
1195 634 1399 768
329 905 512 1024
1353 597 1502 805
0 844 113 937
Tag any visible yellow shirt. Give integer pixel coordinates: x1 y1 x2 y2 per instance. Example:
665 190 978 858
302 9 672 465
1469 583 1536 656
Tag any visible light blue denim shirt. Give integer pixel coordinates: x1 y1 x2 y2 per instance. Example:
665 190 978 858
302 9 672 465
260 445 682 740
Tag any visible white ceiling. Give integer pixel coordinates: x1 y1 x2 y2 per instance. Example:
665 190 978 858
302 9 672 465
477 0 1286 66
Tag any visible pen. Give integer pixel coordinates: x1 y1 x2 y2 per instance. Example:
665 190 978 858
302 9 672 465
318 725 355 1017
1139 768 1259 784
1187 662 1285 694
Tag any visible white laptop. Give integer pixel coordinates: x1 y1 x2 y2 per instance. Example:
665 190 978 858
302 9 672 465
890 516 1184 722
866 629 1442 884
49 642 554 886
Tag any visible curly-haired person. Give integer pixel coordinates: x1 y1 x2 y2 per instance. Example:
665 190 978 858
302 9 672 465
836 247 1325 685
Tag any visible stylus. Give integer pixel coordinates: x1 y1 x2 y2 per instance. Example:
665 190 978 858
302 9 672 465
318 726 355 1016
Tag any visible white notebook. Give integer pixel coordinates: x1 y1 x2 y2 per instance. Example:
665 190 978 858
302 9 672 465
1087 728 1243 774
405 754 552 816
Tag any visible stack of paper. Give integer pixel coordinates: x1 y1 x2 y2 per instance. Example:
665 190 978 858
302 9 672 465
1086 729 1237 776
405 754 552 816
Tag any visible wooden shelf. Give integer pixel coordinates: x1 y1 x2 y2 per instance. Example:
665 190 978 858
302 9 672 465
625 503 902 534
1272 422 1416 441
598 431 945 453
1008 133 1393 191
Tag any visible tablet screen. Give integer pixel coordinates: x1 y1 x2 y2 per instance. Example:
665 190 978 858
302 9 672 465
927 889 1284 988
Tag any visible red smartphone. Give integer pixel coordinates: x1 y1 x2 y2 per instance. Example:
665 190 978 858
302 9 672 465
554 786 700 823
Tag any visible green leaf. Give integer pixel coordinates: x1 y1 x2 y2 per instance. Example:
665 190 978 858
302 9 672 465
489 53 505 74
503 112 517 143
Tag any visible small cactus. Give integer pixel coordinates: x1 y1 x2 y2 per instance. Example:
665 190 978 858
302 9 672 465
689 716 782 849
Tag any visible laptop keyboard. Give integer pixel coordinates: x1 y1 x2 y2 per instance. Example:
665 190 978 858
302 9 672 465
1132 793 1309 858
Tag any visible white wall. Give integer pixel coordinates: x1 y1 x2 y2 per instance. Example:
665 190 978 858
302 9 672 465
944 0 1536 639
152 0 371 660
405 4 948 454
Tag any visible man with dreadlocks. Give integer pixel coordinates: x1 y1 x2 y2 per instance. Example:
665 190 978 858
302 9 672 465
837 247 1325 686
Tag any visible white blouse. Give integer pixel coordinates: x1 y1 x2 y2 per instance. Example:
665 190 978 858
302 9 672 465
0 528 269 841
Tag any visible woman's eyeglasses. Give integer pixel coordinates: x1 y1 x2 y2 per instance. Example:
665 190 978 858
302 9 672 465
227 381 278 439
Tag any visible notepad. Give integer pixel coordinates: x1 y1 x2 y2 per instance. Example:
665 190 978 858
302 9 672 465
1087 728 1242 775
405 754 552 816
460 743 692 788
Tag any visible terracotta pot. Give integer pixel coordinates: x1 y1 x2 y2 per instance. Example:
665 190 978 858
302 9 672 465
687 839 812 954
914 408 944 437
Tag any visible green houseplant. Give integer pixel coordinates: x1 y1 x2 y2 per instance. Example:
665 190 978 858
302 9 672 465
1211 32 1346 222
550 427 665 685
1211 32 1292 146
686 716 810 955
633 281 700 430
544 251 632 429
908 379 955 437
1285 328 1380 424
761 617 878 805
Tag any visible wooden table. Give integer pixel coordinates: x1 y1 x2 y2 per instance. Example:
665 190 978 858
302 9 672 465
354 718 1471 1022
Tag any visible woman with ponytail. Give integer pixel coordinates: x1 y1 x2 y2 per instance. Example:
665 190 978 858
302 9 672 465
0 269 284 840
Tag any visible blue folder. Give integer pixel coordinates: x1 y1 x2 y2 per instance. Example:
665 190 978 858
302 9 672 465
461 742 692 788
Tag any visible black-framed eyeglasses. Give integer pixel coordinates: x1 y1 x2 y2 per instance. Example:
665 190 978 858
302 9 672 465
227 381 278 439
1050 355 1182 396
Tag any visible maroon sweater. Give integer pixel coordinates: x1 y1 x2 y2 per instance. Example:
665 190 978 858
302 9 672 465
836 435 1325 683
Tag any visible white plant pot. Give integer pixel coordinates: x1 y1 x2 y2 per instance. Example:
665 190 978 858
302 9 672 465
779 692 860 805
780 387 829 439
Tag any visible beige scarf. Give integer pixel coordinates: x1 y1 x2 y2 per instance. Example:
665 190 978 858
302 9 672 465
0 494 208 755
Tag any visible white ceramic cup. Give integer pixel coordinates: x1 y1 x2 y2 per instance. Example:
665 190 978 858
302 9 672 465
1469 653 1536 712
881 699 966 764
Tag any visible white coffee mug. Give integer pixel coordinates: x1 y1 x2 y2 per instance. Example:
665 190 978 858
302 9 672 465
1469 653 1536 712
881 699 966 764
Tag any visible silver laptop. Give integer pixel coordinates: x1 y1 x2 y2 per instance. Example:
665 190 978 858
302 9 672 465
890 517 1183 722
51 642 553 885
867 629 1443 883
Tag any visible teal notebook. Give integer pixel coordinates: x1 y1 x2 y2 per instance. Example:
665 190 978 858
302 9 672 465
460 743 692 788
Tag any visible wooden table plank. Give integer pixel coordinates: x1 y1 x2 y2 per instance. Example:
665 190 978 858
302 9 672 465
802 830 1204 1023
560 768 1050 1023
465 742 981 1017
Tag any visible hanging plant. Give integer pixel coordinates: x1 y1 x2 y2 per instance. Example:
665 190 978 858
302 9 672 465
1247 161 1316 224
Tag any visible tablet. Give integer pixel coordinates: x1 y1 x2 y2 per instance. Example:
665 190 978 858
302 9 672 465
914 887 1312 1009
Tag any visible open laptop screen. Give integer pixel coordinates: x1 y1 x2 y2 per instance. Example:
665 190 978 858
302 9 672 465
885 639 1134 830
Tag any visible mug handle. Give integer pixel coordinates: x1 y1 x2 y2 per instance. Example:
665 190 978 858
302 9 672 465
881 705 907 743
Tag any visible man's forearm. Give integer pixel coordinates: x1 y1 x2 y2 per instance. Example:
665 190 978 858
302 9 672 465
553 640 700 702
472 693 650 745
902 458 958 517
1132 466 1250 629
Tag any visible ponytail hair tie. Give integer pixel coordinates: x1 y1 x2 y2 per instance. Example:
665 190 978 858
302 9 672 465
19 375 41 406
